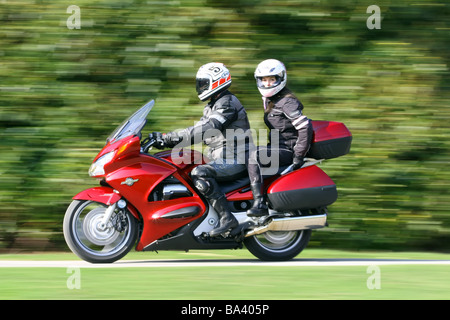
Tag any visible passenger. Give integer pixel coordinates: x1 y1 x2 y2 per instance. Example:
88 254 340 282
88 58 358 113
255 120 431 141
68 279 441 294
246 59 313 217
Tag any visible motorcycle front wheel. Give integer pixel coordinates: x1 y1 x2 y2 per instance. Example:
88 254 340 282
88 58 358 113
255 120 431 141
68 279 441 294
244 229 311 261
63 200 138 263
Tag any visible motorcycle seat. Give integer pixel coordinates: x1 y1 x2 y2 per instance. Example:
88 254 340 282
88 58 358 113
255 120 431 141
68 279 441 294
218 164 290 194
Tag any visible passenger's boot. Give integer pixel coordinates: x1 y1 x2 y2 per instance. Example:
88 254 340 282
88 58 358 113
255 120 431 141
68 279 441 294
246 182 269 217
209 195 238 238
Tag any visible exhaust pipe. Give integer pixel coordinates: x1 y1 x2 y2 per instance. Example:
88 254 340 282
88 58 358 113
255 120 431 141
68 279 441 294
245 214 327 237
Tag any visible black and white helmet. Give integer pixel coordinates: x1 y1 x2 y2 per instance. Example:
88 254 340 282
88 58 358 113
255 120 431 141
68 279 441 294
254 59 287 97
196 62 232 101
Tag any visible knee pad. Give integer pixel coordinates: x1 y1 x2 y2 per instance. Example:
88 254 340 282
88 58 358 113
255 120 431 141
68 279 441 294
194 178 213 197
191 165 217 180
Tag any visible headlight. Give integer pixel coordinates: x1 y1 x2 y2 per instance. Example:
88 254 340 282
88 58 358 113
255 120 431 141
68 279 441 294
89 151 116 177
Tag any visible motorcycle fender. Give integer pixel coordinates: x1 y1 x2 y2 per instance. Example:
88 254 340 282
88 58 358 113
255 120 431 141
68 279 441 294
73 187 121 206
73 187 141 220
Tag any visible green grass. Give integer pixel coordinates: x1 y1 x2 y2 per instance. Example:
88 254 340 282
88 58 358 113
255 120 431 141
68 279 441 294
1 249 449 300
1 248 449 261
1 265 449 300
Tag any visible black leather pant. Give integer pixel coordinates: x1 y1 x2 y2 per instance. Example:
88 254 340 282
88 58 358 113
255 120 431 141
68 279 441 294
247 146 293 185
191 161 247 201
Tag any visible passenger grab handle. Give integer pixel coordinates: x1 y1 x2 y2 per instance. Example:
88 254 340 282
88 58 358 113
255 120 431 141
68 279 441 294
280 164 294 175
280 158 324 175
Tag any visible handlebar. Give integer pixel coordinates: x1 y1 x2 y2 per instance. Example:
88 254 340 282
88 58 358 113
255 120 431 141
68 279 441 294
140 136 156 153
141 132 165 153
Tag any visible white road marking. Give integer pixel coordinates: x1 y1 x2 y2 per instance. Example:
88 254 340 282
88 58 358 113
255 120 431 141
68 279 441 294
1 259 449 268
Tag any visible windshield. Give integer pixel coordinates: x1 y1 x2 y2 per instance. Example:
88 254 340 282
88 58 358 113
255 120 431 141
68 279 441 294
107 100 154 143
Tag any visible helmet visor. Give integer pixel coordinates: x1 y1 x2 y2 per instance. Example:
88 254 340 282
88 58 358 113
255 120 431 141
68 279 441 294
196 77 210 96
256 75 283 89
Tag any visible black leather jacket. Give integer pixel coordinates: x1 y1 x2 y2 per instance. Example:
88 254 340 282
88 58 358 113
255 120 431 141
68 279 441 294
177 91 252 162
264 88 313 159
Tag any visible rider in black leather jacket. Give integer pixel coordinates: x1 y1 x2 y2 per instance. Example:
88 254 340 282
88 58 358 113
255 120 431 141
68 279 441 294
161 63 252 237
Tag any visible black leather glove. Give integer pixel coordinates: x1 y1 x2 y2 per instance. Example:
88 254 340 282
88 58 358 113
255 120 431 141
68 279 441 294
292 157 304 170
163 132 182 148
150 132 165 149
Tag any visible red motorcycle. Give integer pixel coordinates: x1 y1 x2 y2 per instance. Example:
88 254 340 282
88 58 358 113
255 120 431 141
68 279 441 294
63 100 352 263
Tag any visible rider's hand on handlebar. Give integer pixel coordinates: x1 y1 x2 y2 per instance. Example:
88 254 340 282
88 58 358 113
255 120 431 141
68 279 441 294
151 132 166 149
163 132 182 148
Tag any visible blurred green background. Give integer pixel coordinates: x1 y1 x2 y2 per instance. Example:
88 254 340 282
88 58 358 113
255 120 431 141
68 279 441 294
1 0 449 252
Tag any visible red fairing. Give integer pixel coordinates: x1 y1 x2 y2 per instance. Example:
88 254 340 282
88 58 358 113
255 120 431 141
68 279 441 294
155 149 206 173
135 198 206 251
94 136 141 162
73 186 121 205
103 152 207 251
104 153 178 201
268 165 335 193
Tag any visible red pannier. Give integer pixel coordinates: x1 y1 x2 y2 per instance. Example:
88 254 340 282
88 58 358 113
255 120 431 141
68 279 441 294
267 165 338 211
307 121 352 160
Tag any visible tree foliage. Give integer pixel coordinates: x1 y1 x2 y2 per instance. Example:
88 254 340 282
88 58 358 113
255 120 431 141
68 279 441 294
1 0 449 251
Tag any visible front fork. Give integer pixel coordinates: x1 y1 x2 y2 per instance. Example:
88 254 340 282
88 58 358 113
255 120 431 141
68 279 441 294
98 202 117 231
98 199 130 231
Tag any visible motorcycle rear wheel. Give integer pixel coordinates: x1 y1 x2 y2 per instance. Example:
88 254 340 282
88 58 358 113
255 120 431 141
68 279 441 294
63 200 138 263
244 229 311 261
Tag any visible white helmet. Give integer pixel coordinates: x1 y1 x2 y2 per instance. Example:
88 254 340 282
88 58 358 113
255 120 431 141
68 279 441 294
254 59 287 97
196 62 232 101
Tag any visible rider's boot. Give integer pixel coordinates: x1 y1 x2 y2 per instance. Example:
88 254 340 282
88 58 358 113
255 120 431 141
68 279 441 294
246 182 269 217
209 195 238 238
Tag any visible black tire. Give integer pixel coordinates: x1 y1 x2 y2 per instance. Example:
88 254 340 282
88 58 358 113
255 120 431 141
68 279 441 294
244 229 311 261
63 200 138 263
